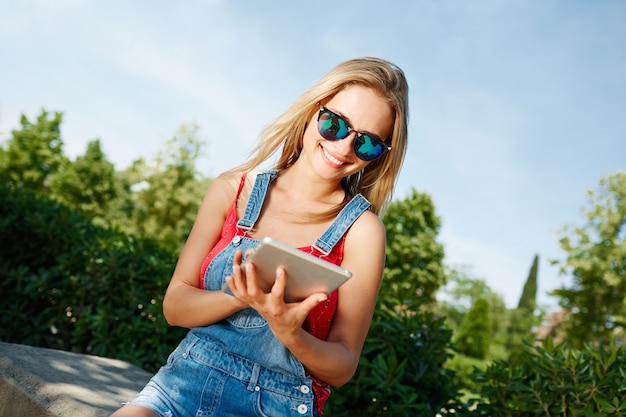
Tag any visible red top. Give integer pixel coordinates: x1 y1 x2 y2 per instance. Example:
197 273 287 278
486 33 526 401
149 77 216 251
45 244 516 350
199 173 343 414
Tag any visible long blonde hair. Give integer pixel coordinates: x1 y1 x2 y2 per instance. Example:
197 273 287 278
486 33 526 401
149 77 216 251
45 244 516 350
232 57 409 216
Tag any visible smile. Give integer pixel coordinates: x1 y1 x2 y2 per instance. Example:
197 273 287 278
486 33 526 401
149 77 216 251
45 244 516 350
322 146 344 166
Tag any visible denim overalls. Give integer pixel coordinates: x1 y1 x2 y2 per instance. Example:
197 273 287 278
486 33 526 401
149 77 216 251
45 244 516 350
129 171 371 417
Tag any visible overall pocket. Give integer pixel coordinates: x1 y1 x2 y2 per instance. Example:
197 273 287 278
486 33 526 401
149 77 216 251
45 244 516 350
255 387 314 417
226 308 268 329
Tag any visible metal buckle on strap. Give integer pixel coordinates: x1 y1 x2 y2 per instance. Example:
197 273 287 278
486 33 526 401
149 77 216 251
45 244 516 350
311 243 331 257
236 221 253 232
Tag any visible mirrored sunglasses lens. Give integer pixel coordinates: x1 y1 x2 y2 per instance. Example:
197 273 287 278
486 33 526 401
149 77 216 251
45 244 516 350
318 110 350 140
354 135 387 161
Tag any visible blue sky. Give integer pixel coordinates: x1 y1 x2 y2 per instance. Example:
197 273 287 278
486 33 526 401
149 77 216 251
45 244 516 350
1 1 625 309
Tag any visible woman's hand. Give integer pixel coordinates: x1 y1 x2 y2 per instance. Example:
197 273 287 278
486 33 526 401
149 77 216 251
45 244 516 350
225 253 327 345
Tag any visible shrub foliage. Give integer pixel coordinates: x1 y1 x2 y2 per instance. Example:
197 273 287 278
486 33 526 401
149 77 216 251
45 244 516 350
326 304 460 416
461 337 626 416
0 184 186 372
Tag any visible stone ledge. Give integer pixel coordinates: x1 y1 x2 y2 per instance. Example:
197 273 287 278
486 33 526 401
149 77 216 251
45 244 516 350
0 342 151 417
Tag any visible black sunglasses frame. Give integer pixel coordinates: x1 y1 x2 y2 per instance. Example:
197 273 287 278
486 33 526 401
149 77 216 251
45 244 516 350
317 106 392 162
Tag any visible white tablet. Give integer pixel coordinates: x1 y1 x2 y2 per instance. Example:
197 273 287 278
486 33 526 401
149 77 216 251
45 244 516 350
224 237 352 302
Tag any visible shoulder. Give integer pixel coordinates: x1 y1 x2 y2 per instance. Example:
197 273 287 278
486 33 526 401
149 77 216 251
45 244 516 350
209 171 272 218
212 170 246 191
350 209 385 237
344 209 386 256
212 170 272 191
206 171 247 200
192 172 244 221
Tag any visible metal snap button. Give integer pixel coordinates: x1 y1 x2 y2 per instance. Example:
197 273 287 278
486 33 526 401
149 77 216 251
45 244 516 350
232 236 242 245
296 404 308 414
299 385 310 394
254 386 260 392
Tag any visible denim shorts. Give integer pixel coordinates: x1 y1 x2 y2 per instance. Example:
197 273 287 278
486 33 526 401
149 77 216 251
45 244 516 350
128 333 317 417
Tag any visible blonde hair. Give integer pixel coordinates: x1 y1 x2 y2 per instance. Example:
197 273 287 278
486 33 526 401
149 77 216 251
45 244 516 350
231 57 409 216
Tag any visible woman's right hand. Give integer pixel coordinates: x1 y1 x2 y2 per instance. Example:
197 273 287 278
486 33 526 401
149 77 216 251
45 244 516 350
225 257 327 346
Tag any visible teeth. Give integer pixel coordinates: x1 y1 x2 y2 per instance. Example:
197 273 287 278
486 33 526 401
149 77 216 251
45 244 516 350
323 147 344 165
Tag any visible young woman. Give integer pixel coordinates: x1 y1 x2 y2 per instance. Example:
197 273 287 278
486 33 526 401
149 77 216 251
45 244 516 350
112 56 409 417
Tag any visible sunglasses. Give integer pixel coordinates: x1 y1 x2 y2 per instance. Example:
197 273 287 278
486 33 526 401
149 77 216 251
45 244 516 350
317 106 391 162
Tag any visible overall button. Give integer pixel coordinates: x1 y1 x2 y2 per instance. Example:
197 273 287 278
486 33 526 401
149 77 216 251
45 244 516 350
299 385 310 394
232 236 242 245
296 404 308 414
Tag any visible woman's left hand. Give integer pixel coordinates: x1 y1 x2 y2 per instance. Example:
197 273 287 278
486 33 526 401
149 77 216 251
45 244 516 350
225 260 326 345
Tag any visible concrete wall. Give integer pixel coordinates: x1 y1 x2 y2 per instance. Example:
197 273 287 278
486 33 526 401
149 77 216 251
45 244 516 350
0 342 152 417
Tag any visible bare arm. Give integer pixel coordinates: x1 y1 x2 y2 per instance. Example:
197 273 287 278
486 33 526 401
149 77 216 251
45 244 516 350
227 211 385 386
162 173 248 328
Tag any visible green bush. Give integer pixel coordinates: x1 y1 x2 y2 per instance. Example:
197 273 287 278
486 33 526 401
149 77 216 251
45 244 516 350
326 304 461 416
446 352 490 391
463 337 626 416
455 297 492 360
0 184 186 372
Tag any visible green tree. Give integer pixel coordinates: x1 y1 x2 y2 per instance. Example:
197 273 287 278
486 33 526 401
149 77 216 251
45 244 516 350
49 139 121 225
518 254 538 312
437 268 508 347
455 297 492 359
436 269 509 389
507 254 540 358
438 269 491 325
0 109 66 192
382 189 446 306
122 124 211 251
551 171 626 347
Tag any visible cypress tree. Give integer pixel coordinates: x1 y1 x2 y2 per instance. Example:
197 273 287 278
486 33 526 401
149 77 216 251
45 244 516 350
507 254 540 358
518 254 538 313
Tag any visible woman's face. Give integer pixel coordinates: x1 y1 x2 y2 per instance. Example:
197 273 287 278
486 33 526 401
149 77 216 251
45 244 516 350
301 85 394 180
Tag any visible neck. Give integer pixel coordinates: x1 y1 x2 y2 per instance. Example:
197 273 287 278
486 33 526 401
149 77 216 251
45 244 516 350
275 166 345 203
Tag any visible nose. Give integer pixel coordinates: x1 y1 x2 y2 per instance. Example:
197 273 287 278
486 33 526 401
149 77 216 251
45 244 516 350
332 131 357 156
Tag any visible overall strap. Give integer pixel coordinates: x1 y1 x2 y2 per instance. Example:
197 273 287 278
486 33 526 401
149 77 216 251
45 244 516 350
236 170 279 232
312 194 372 256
